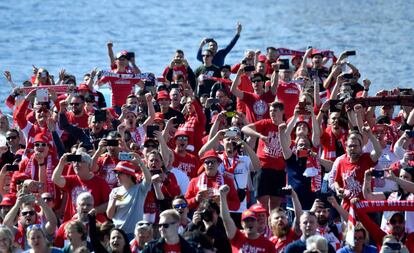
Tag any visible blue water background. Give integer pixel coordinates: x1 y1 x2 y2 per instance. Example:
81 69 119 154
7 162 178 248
0 0 413 111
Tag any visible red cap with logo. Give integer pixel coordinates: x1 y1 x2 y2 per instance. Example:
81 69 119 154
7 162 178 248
113 161 137 177
241 210 257 221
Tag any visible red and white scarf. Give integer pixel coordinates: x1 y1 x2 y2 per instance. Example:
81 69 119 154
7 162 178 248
26 154 54 195
196 171 224 194
222 153 239 175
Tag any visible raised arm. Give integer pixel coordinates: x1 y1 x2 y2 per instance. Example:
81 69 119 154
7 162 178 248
239 138 261 171
300 47 312 69
290 187 303 235
219 184 237 240
362 170 386 201
278 123 293 159
230 67 245 99
37 196 57 235
310 105 321 147
362 126 382 162
52 153 69 188
269 63 279 96
199 129 226 157
221 22 241 56
142 93 155 128
107 41 115 67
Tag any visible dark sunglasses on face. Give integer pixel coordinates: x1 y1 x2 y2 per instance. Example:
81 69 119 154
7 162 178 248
173 203 188 209
21 211 36 216
390 218 404 225
202 55 212 58
34 142 47 147
37 108 49 114
70 103 81 106
158 222 176 229
204 160 216 165
176 136 188 141
6 136 18 140
16 180 24 185
42 197 53 202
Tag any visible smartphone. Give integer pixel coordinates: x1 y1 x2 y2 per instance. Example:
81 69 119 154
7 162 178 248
224 130 237 138
209 98 220 105
126 52 135 60
298 149 308 158
36 89 49 103
406 131 414 138
118 152 133 161
342 73 354 79
106 139 119 147
243 65 255 72
94 110 107 122
345 50 356 56
384 242 401 251
6 164 19 171
67 154 82 162
26 194 36 203
278 59 290 70
371 170 385 178
146 125 160 139
278 188 292 196
150 169 162 175
298 101 310 115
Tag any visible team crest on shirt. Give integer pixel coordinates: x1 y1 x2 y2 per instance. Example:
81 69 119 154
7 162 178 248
71 186 89 207
253 100 268 118
342 168 362 197
239 244 267 253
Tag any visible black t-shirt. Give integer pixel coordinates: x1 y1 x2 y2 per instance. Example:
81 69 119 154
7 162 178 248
285 239 336 253
195 65 221 97
286 154 317 210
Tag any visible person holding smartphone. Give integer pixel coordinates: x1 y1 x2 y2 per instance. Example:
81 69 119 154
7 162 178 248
196 22 242 68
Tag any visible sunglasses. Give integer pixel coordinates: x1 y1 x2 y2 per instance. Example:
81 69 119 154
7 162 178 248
70 103 81 106
137 222 152 227
21 211 36 216
176 136 188 141
146 144 158 149
204 160 217 165
158 222 176 229
16 180 24 185
34 142 47 147
173 203 188 209
6 136 18 140
202 55 212 58
42 197 53 202
37 108 49 114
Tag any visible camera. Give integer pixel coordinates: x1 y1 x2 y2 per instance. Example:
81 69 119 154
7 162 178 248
200 209 213 222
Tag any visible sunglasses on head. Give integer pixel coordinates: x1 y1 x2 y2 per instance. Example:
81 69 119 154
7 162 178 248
34 142 47 147
158 222 176 229
21 210 36 216
173 203 188 209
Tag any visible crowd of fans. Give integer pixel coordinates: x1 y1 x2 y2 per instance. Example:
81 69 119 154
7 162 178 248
0 22 413 253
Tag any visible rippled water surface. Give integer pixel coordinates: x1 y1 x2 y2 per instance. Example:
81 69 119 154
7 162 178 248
0 0 413 111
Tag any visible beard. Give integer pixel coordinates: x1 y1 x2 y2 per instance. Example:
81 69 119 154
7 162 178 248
273 225 290 238
318 216 329 226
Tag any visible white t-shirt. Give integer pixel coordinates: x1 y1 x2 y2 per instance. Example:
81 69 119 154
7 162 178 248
218 154 252 213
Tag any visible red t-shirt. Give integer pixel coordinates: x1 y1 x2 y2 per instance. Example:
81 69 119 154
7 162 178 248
66 110 89 129
242 90 275 123
100 71 140 107
96 154 119 189
276 81 300 119
236 74 254 114
269 228 299 253
173 152 200 179
61 175 110 222
231 230 276 253
254 119 285 170
163 242 181 253
334 153 376 210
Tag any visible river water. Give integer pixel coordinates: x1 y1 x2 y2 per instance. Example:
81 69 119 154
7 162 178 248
0 0 413 111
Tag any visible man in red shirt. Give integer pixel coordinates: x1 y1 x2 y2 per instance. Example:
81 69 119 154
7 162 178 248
172 131 199 179
219 184 276 253
275 59 300 119
185 150 240 211
98 50 143 114
66 95 89 129
52 151 110 222
333 127 382 210
242 102 286 212
231 64 278 123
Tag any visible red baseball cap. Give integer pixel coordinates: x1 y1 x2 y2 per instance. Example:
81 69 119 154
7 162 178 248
154 112 164 123
249 203 268 216
241 210 257 221
200 150 222 163
174 131 189 139
78 83 90 91
258 54 267 62
0 194 16 206
156 91 170 101
34 133 49 143
113 161 137 177
116 50 128 59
